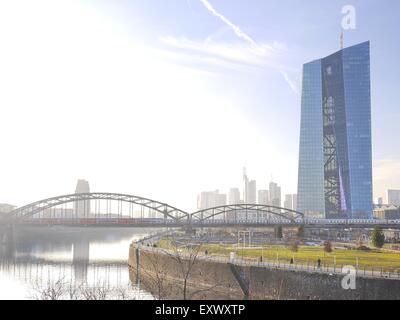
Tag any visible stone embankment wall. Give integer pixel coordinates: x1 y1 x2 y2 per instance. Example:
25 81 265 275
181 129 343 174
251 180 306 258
128 245 400 300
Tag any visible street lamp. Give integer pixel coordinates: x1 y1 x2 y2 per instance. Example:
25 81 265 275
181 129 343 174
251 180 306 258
261 240 264 263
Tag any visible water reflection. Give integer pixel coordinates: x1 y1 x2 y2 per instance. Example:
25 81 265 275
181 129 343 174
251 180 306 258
0 226 160 299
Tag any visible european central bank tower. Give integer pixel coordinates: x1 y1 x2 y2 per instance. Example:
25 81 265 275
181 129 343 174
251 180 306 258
297 41 373 219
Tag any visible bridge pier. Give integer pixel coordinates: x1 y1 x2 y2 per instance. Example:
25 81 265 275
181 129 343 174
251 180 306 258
0 225 15 262
182 225 196 236
0 225 14 246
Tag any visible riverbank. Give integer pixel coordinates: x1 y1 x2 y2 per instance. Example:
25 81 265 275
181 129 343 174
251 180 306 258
129 242 400 300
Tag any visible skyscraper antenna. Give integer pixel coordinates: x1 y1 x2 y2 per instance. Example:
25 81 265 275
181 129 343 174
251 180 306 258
340 31 344 50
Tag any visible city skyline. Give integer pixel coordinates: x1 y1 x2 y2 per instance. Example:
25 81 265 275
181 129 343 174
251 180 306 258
198 166 285 211
0 1 399 212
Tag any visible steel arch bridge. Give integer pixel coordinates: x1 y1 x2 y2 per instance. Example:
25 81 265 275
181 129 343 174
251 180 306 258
3 192 309 227
7 192 190 222
190 204 304 224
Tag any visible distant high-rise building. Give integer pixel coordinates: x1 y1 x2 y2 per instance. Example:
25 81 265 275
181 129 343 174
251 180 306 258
258 190 269 205
242 167 257 204
284 195 290 209
243 167 249 203
216 193 227 207
248 180 257 204
297 41 373 219
284 194 297 211
388 190 400 206
74 179 91 218
197 191 214 210
269 182 281 208
197 190 227 210
229 188 241 205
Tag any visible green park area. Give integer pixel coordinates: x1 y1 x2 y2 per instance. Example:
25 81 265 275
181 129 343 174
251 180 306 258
156 239 400 272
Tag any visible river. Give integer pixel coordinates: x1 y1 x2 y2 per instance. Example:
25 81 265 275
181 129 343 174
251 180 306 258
0 226 161 300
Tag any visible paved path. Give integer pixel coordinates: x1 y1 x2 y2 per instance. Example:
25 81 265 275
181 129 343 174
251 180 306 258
134 244 400 281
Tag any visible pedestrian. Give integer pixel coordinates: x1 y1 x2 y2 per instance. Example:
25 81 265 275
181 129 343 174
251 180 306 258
317 258 321 268
290 258 294 264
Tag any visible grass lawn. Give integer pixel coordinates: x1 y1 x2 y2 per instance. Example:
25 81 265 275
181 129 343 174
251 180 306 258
155 239 400 272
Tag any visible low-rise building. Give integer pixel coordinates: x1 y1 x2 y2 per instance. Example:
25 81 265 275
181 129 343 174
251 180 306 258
373 205 400 220
197 190 227 210
0 203 17 214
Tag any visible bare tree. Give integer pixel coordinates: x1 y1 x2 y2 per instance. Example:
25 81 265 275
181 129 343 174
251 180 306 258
31 278 66 300
31 278 138 300
115 285 131 300
67 281 83 300
138 249 173 300
81 282 109 300
164 237 222 299
166 239 203 300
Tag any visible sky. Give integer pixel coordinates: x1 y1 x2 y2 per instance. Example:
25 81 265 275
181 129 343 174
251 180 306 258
0 0 399 211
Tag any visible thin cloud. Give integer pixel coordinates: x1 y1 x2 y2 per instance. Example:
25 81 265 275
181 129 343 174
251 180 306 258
160 36 289 70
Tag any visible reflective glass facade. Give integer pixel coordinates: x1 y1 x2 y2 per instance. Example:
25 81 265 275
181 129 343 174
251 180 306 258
297 42 373 219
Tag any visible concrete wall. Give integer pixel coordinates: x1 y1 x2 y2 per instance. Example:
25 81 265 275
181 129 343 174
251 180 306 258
129 245 244 300
248 266 400 300
129 245 400 300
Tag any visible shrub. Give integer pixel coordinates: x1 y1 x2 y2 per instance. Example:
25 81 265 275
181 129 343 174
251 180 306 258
372 227 385 248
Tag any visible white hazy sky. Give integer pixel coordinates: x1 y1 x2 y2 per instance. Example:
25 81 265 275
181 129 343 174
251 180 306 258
0 0 399 210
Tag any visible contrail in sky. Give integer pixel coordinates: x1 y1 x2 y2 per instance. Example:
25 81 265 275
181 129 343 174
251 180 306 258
281 71 299 95
198 0 299 94
198 0 257 47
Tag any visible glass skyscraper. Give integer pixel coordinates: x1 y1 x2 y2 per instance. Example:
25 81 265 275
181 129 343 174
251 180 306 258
297 41 373 219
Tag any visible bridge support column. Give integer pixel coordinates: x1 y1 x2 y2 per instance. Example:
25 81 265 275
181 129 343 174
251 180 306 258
182 216 195 236
0 225 15 262
0 225 14 246
163 209 168 225
183 225 195 236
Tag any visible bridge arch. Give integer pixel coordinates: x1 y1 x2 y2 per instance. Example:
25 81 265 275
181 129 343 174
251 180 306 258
190 204 304 223
8 192 189 222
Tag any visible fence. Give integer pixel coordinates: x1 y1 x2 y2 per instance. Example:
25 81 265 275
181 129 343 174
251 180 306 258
133 243 400 281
